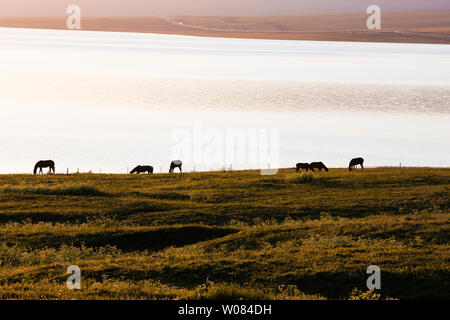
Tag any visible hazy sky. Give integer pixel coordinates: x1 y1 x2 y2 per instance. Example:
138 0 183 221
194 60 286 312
1 0 450 17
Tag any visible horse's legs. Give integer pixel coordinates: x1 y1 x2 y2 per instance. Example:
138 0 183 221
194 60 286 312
179 165 182 173
361 163 364 171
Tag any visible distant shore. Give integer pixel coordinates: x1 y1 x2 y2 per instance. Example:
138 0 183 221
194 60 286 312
1 10 450 44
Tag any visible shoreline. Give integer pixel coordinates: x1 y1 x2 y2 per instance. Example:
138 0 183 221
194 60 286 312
1 11 450 44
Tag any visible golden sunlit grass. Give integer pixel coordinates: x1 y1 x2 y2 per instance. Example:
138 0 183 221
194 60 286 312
0 168 448 299
1 11 450 44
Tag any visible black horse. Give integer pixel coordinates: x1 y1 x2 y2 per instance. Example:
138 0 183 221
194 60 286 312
309 162 329 172
130 165 153 174
169 160 182 173
349 157 364 171
33 160 55 174
296 163 311 172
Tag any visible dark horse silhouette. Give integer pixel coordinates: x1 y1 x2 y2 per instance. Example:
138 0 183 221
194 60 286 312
130 165 153 174
169 160 182 173
33 160 55 174
349 157 364 171
296 163 311 172
309 162 329 172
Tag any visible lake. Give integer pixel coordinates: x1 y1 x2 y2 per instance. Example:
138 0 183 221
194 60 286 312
0 27 449 173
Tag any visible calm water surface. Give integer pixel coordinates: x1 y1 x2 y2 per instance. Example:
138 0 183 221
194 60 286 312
0 28 449 172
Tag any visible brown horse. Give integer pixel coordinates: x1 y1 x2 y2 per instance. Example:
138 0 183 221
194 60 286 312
349 157 364 171
130 165 153 174
34 160 55 174
169 160 182 173
309 162 329 172
296 163 311 172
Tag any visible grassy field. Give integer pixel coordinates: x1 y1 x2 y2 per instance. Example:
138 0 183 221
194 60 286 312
0 168 448 300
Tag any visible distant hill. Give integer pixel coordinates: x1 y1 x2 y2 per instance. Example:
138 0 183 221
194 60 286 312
1 0 450 16
1 11 450 44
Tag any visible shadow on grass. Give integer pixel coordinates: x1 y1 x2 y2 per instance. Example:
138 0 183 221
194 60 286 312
2 184 107 196
129 192 191 201
75 226 237 251
0 211 96 224
8 226 238 252
282 270 450 299
76 266 450 299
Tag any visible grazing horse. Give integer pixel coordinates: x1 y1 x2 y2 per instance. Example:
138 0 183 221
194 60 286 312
33 160 55 174
349 157 364 171
169 160 182 173
309 162 329 172
296 163 311 172
130 165 153 174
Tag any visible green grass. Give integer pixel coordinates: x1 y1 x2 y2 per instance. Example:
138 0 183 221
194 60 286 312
0 168 448 299
2 184 105 196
